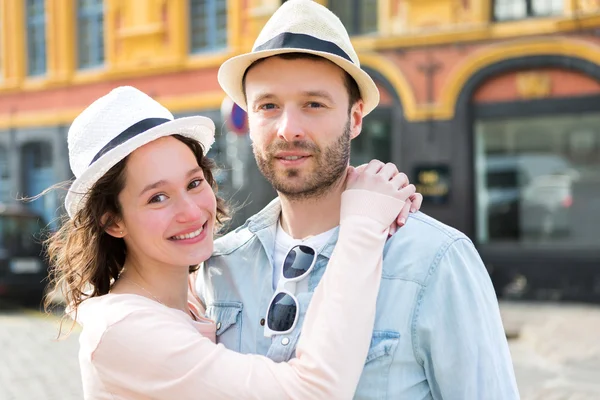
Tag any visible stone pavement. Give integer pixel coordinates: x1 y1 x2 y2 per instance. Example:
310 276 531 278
1 301 599 399
0 308 82 400
501 301 600 399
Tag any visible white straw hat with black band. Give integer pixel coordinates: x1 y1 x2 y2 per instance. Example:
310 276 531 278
218 0 380 116
64 86 215 219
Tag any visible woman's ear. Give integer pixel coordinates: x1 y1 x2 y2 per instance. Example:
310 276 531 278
101 213 126 238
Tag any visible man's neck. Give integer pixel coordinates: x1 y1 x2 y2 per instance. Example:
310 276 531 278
278 178 345 240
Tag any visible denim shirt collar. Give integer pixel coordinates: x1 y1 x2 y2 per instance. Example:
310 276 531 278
247 197 282 233
246 197 340 260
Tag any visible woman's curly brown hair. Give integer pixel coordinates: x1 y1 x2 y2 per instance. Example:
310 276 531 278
44 135 228 336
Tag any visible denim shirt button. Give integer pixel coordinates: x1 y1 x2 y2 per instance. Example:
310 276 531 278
216 322 222 330
281 337 290 346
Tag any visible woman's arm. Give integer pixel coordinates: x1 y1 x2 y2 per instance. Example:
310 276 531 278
91 189 406 399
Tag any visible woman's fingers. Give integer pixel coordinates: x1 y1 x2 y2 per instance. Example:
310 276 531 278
410 193 423 213
396 200 412 227
390 172 409 190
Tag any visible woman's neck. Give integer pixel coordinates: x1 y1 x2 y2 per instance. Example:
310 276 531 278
113 259 191 316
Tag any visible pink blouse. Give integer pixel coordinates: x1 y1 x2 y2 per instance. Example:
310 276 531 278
75 189 404 399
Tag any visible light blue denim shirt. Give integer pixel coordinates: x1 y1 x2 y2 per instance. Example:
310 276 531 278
197 198 520 399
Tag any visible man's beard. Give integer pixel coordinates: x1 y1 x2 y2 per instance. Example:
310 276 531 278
253 120 351 201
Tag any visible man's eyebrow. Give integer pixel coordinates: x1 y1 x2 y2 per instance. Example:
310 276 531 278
302 90 335 103
250 92 277 106
139 167 203 197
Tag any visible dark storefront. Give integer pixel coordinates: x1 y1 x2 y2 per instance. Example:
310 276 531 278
394 55 600 302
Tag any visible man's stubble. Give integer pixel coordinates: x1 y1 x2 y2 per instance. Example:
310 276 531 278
253 119 351 201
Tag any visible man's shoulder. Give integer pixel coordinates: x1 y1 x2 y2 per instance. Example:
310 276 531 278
211 197 281 258
401 211 469 242
211 222 256 257
382 212 475 284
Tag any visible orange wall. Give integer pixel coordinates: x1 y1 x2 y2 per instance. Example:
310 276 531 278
5 34 600 120
0 67 220 116
382 35 600 107
473 68 600 103
384 44 478 105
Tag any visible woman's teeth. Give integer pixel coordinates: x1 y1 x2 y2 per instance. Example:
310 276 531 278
172 226 204 240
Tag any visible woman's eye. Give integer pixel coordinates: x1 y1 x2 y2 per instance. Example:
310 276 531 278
148 194 167 204
188 178 204 190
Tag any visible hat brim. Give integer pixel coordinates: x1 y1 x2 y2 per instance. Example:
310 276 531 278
64 116 215 218
218 48 380 116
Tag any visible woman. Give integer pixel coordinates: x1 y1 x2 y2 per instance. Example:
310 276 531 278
46 86 415 399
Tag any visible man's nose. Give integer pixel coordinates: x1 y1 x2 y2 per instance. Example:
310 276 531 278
276 107 305 141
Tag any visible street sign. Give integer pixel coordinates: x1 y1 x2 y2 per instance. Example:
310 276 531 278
221 96 248 135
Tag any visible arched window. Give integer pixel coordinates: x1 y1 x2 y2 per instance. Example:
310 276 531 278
189 0 227 53
77 0 104 69
26 0 47 76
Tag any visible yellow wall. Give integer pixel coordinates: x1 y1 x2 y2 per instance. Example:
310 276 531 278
3 0 600 92
2 0 600 127
0 0 244 93
3 0 600 95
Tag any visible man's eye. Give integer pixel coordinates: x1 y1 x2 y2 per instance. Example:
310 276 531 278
149 194 167 204
307 102 324 108
188 179 204 190
260 103 277 110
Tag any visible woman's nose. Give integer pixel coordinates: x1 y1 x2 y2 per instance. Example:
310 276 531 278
174 194 202 222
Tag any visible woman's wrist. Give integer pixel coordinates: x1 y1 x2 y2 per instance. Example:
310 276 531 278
340 189 405 227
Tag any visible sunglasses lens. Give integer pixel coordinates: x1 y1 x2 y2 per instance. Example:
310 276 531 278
267 292 297 332
282 245 316 279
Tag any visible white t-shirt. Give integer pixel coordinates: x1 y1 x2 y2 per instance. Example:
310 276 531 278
272 220 337 292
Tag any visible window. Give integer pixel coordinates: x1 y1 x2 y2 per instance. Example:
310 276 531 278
0 214 44 253
474 113 600 249
22 142 52 169
0 145 8 179
329 0 378 36
26 0 46 76
493 0 563 21
77 0 104 69
0 145 7 203
350 109 392 166
21 141 56 228
189 0 227 53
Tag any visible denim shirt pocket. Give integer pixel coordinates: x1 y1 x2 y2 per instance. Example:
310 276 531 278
205 301 243 352
355 330 401 400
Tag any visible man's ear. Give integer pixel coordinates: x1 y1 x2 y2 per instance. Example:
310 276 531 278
349 100 364 140
101 213 126 238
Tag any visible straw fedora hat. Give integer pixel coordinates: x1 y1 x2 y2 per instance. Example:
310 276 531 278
64 86 215 218
218 0 380 116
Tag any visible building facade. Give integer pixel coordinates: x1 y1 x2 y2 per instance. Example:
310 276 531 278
0 0 599 300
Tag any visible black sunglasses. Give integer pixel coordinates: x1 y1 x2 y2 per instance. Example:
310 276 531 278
264 244 317 337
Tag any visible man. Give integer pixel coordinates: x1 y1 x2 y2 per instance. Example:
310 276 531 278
197 0 519 398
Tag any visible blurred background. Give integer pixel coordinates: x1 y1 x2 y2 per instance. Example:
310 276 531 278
1 0 600 399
